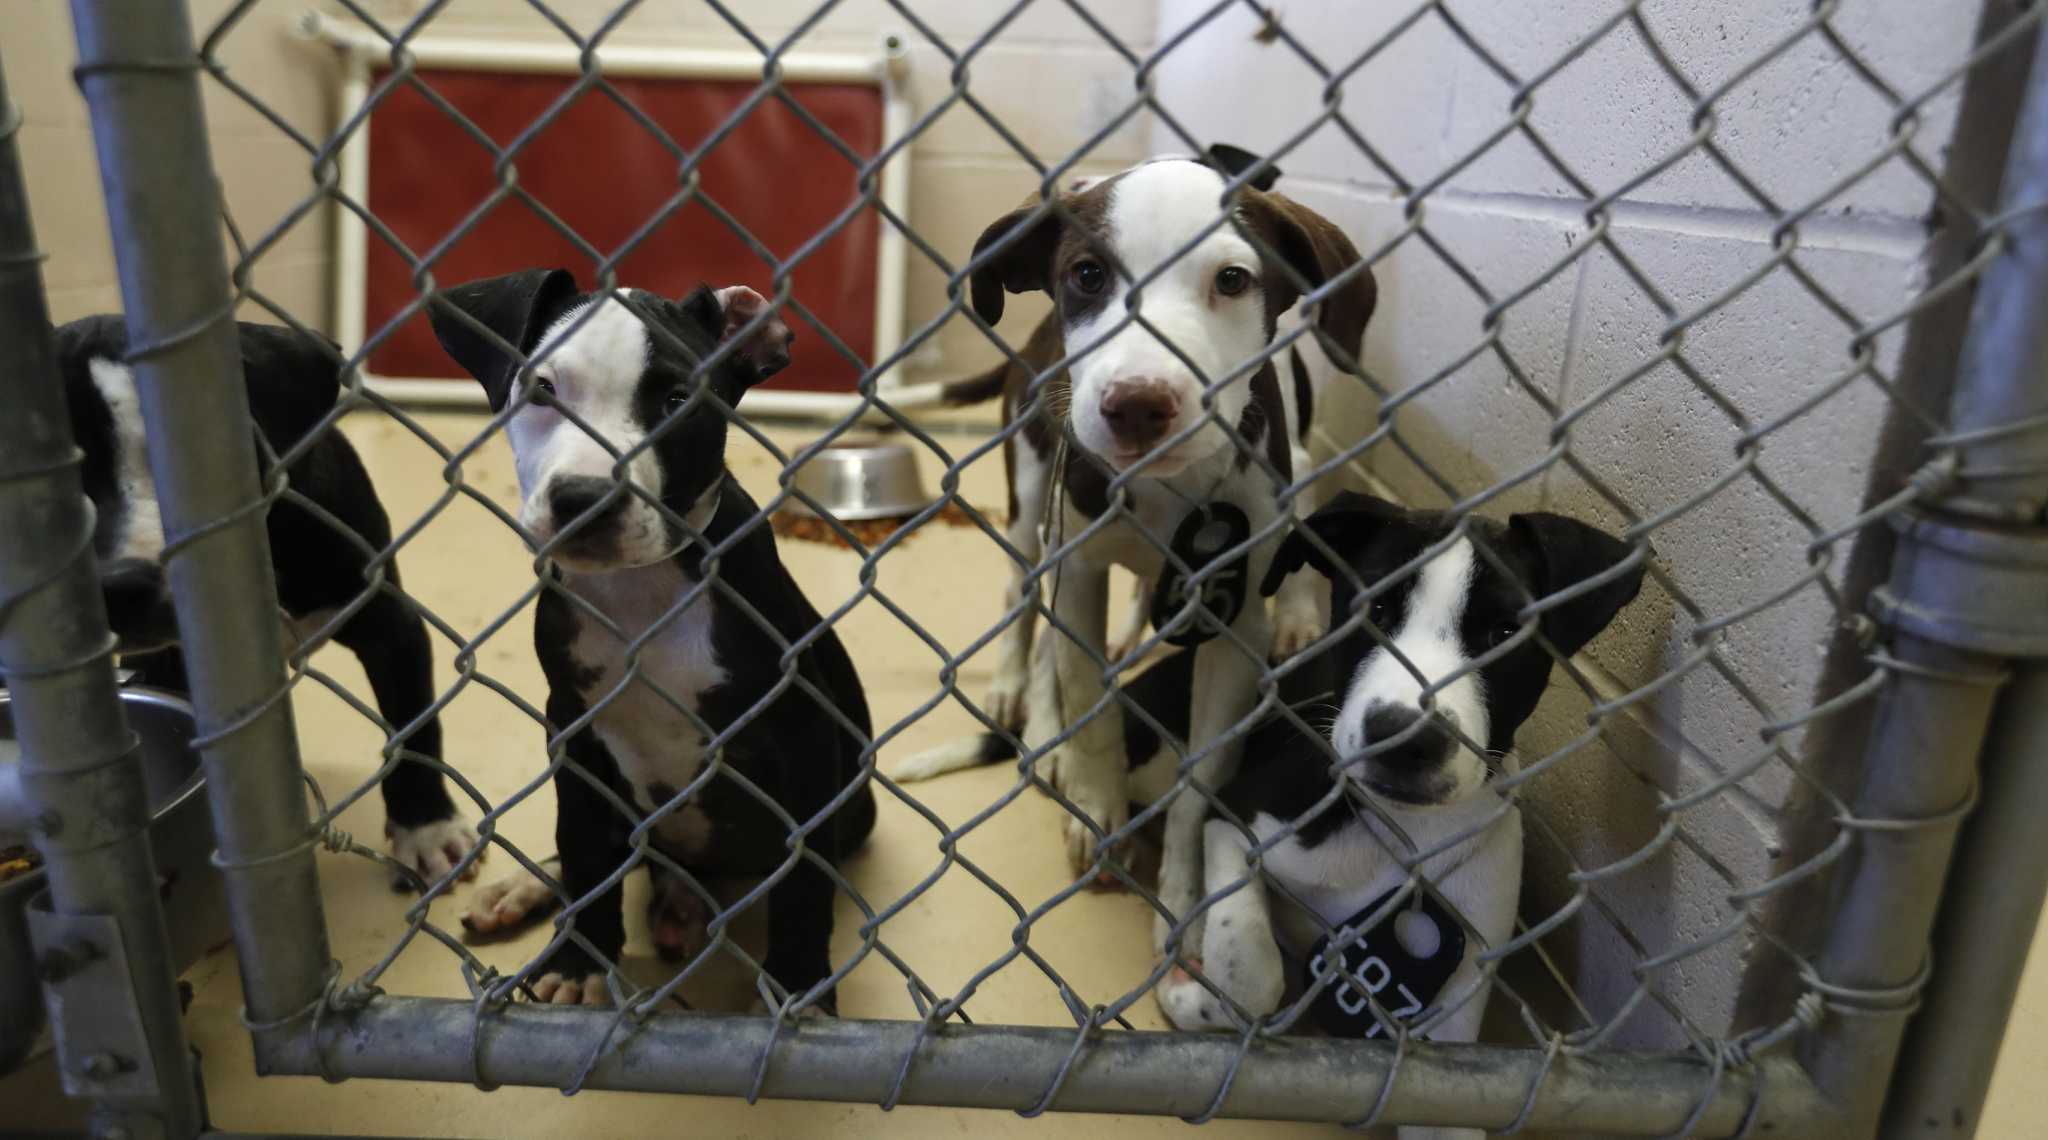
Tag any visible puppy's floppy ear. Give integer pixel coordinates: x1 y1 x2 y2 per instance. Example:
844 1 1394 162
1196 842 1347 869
1260 491 1404 596
709 285 794 385
1240 191 1377 371
1205 143 1282 192
1506 512 1648 657
967 194 1067 326
428 268 578 410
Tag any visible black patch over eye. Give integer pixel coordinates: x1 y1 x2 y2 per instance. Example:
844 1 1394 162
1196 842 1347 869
1215 266 1252 296
1068 259 1108 296
663 387 690 415
1489 620 1522 648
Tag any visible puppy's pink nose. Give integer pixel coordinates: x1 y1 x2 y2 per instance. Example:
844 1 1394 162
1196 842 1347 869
1099 381 1178 452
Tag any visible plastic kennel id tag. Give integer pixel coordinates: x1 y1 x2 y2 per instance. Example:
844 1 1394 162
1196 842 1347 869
1148 502 1251 648
1303 888 1467 1039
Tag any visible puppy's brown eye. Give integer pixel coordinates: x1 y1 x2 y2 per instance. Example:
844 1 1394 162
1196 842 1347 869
531 377 557 401
663 388 689 415
1491 621 1521 648
1068 259 1108 296
1215 266 1252 296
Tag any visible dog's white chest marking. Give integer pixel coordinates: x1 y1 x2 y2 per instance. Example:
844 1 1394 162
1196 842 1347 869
1256 792 1521 965
1066 448 1278 577
562 561 727 853
88 358 167 563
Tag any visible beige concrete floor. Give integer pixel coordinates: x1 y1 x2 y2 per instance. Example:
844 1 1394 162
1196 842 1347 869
6 409 2047 1137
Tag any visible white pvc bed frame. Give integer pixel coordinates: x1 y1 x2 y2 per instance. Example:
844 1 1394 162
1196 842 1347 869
304 12 939 418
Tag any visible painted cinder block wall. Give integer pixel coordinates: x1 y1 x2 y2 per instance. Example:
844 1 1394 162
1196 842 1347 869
1149 0 1981 1045
2 0 342 327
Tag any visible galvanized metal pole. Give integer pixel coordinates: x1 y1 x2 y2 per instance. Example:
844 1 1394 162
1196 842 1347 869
1869 9 2048 1137
67 0 333 1037
1884 661 2048 1137
257 997 1834 1135
1800 633 2005 1140
1807 12 2048 1139
1942 33 2048 525
0 51 203 1140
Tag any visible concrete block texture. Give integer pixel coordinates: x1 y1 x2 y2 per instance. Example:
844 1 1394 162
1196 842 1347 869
5 1 340 326
1146 0 1959 1043
1154 0 1974 219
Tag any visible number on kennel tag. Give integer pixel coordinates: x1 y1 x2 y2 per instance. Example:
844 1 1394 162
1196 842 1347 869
1149 502 1252 648
1302 888 1467 1039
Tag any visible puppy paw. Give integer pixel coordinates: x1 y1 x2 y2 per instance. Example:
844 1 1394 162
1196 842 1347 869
459 858 560 938
532 971 611 1007
1060 775 1129 884
984 670 1029 734
1154 908 1206 962
1268 606 1324 663
1203 920 1285 1016
648 872 713 963
385 815 482 890
1156 962 1233 1031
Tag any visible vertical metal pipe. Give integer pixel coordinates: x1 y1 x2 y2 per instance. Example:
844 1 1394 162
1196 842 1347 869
1944 12 2048 523
1804 13 2048 1138
1882 661 2048 1136
1801 636 2005 1139
0 51 202 1140
67 0 333 1037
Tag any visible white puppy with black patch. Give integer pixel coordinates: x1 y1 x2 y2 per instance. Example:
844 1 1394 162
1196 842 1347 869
1154 493 1645 1140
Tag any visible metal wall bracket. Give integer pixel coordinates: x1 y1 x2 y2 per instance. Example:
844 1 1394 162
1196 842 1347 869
28 892 165 1100
1871 506 2048 658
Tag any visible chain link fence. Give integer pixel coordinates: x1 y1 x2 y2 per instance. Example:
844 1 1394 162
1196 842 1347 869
7 0 2048 1135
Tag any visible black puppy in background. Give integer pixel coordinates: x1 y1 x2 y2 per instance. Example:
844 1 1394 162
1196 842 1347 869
431 271 876 1012
55 315 478 884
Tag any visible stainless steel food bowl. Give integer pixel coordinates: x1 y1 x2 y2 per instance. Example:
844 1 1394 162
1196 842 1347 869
783 438 934 521
0 684 226 1076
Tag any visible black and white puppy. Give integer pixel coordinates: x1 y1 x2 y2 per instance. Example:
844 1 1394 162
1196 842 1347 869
54 315 479 884
429 270 876 1011
921 156 1378 967
1155 493 1644 1140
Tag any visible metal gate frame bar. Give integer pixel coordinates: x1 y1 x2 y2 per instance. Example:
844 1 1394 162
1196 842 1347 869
65 0 335 1063
254 1002 1825 1133
1855 3 2048 1130
20 0 2047 1135
0 46 204 1140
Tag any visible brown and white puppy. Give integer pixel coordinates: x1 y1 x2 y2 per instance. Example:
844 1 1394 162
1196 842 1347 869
908 155 1377 966
921 148 1371 735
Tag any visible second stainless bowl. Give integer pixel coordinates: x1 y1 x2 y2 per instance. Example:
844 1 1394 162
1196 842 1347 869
784 439 934 521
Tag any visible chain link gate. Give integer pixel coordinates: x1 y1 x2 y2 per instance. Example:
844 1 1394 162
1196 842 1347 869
4 0 2048 1136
